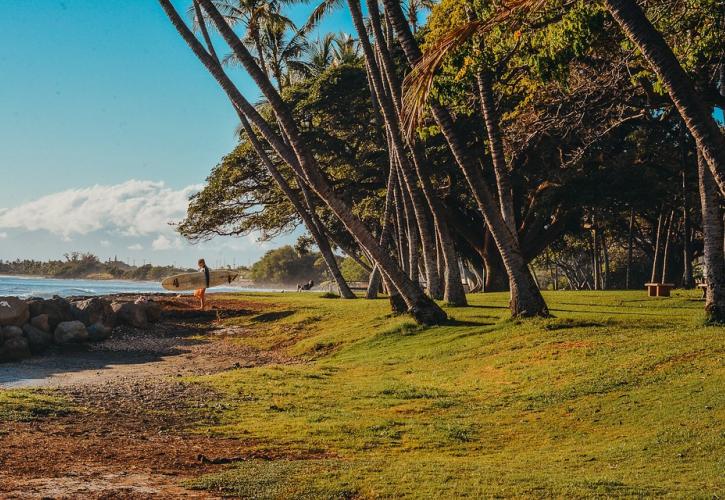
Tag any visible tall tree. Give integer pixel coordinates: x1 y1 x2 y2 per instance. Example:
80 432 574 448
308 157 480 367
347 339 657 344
697 150 725 322
160 0 447 324
382 0 548 317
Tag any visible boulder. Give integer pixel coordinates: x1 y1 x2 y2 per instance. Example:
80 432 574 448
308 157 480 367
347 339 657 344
54 320 89 344
0 336 32 362
30 313 51 333
0 297 30 327
111 302 148 328
22 324 53 354
144 301 162 323
1 325 25 341
87 322 113 341
27 297 73 330
71 297 116 327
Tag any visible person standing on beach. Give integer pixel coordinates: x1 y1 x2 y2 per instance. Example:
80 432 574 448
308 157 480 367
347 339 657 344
195 258 210 310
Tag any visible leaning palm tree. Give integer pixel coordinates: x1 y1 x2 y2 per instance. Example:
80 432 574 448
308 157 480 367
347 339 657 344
159 0 447 324
386 0 549 316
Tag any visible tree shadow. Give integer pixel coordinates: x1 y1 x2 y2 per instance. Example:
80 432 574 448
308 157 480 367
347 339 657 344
444 318 496 327
249 310 296 323
464 304 509 310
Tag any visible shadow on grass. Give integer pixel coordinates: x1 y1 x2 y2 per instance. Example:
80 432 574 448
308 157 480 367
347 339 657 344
465 304 509 310
250 310 296 323
444 319 495 327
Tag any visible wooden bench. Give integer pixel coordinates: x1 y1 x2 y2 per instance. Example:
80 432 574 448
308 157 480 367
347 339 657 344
645 283 675 297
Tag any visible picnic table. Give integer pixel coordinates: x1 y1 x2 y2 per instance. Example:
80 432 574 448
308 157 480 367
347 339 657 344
645 282 675 297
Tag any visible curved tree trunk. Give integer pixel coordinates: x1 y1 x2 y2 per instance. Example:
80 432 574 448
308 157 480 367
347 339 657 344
366 0 464 304
604 0 725 197
162 0 446 324
476 67 517 234
381 0 548 317
241 116 355 299
192 2 354 299
697 150 725 322
350 0 442 300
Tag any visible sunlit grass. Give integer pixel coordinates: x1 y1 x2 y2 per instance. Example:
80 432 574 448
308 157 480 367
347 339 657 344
186 290 724 497
0 389 72 422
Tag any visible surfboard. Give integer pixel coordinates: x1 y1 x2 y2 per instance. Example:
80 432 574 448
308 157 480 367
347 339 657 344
161 270 239 291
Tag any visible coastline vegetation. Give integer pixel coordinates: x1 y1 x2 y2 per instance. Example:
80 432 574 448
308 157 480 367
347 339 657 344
0 252 195 282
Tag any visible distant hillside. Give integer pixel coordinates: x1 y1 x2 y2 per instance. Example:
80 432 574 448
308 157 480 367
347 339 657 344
0 252 210 281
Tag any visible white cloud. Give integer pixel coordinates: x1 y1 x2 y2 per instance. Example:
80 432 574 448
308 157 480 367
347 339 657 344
100 240 111 247
0 180 201 238
128 243 144 251
151 234 182 251
0 232 6 239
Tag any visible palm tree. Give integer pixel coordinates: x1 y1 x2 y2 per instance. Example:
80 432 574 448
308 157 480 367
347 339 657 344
331 32 361 65
191 0 356 298
406 0 436 33
300 33 336 77
697 149 725 322
603 0 725 198
159 0 447 324
382 0 548 317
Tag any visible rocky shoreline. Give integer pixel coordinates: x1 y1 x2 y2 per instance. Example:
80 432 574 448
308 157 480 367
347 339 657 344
0 294 164 363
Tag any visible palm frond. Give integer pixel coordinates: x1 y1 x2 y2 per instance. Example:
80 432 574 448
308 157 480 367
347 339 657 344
402 0 549 136
296 0 344 37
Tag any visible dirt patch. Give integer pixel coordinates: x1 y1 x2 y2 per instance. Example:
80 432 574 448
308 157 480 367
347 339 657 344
0 295 301 498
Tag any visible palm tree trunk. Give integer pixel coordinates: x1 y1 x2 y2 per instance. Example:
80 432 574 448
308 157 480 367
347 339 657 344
381 0 547 317
626 207 635 289
660 211 674 283
399 169 420 281
367 0 465 304
651 210 664 283
681 146 694 288
604 0 725 197
476 67 517 234
163 0 446 324
192 1 354 299
350 0 442 300
697 149 725 322
601 230 610 290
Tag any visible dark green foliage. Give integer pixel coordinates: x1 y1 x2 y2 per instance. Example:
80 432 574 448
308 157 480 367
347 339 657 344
251 245 325 284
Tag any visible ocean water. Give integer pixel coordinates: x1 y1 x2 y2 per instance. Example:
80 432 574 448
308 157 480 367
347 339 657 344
0 275 249 299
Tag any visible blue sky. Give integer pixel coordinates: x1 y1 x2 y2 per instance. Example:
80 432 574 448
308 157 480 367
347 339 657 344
0 0 352 267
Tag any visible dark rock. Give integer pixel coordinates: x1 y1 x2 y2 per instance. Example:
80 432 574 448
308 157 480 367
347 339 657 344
22 324 52 354
1 325 24 341
27 297 73 330
30 313 51 333
0 297 30 327
54 320 89 344
71 297 116 327
87 322 113 341
144 301 162 323
0 336 32 362
111 302 148 328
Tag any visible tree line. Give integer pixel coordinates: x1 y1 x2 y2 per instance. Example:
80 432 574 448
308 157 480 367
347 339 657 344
160 0 725 324
0 253 193 281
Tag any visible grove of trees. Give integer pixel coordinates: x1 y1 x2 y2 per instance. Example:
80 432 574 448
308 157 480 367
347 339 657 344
161 0 725 324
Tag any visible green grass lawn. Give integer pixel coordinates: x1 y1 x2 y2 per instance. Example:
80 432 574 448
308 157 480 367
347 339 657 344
186 290 724 498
